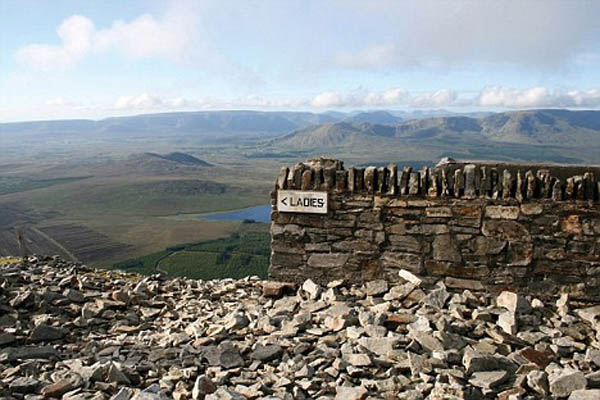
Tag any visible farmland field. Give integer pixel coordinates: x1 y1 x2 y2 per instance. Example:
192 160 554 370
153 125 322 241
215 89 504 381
110 228 270 280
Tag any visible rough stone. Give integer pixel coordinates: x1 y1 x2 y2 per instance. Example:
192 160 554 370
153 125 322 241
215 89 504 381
549 369 587 398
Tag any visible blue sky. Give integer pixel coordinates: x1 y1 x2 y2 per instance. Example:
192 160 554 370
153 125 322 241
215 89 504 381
1 0 600 122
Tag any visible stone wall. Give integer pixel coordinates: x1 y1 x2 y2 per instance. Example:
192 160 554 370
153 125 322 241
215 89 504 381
269 158 600 299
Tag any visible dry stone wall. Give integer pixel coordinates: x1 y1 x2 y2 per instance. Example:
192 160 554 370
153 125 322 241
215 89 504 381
269 158 600 300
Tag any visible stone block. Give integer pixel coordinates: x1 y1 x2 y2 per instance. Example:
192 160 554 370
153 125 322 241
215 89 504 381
520 203 544 215
471 236 507 255
332 239 377 253
485 205 520 220
482 220 530 241
388 235 422 253
561 215 583 235
307 253 349 268
432 234 462 262
426 207 452 218
381 251 422 274
507 242 533 266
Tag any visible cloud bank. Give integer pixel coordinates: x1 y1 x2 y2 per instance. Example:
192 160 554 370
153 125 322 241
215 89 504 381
309 87 600 109
16 4 200 69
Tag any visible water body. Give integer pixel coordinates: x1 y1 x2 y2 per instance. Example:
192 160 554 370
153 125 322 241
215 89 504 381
201 205 271 223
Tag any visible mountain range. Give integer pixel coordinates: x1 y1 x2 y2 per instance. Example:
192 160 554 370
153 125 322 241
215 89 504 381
274 109 600 148
2 109 600 159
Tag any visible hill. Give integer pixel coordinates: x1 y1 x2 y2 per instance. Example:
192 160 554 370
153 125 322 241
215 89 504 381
0 110 340 139
480 109 600 145
274 121 397 148
344 111 402 124
144 152 213 166
273 109 600 149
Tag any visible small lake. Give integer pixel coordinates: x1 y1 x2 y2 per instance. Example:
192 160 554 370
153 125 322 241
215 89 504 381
201 205 271 223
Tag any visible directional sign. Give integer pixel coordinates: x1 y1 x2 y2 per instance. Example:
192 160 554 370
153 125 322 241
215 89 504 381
277 190 327 214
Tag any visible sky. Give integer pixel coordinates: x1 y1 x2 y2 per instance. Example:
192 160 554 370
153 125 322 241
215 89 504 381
1 0 600 122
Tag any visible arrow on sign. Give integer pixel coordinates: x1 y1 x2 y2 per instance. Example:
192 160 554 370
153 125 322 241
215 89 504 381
281 197 288 206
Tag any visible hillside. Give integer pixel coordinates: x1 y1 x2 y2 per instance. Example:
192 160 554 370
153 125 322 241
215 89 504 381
271 109 600 156
144 152 213 166
480 109 600 145
0 111 339 139
344 111 402 124
274 122 397 148
1 256 599 398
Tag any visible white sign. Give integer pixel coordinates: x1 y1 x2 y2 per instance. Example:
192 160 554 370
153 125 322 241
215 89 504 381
277 190 327 214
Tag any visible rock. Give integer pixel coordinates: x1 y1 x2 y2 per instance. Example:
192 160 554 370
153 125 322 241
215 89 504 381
557 293 570 317
132 384 170 400
411 331 444 353
444 277 484 291
262 281 296 297
408 352 432 376
549 369 587 398
526 370 549 397
0 345 58 361
586 348 600 368
422 286 450 309
398 269 422 286
496 291 531 314
193 375 217 399
383 283 416 301
107 363 131 384
463 350 502 374
577 305 600 329
0 332 16 346
203 344 245 369
485 205 520 220
250 344 284 362
498 310 518 335
343 353 372 367
357 337 399 356
335 385 368 400
3 255 600 400
569 390 600 400
30 324 65 341
302 279 321 300
9 376 40 393
111 388 134 400
205 388 245 400
224 313 250 331
469 370 509 389
432 234 462 262
365 280 388 296
64 288 86 302
41 377 81 398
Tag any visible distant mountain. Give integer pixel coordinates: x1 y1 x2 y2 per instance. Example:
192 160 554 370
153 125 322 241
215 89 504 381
274 121 396 148
395 116 482 140
344 111 402 124
480 109 600 145
273 109 600 149
145 152 213 166
0 111 340 139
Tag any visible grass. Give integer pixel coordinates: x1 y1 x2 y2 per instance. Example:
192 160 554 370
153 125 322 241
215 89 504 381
109 230 270 280
0 176 89 196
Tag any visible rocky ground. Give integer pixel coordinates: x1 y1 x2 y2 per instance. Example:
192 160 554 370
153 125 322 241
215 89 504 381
1 257 600 399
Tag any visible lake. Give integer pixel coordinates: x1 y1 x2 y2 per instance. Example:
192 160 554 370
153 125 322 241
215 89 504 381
201 205 271 223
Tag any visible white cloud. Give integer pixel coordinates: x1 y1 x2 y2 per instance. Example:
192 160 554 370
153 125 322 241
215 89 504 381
16 4 200 69
311 91 345 108
16 15 95 68
332 0 600 70
333 44 418 70
310 88 458 108
113 93 197 110
477 86 600 108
